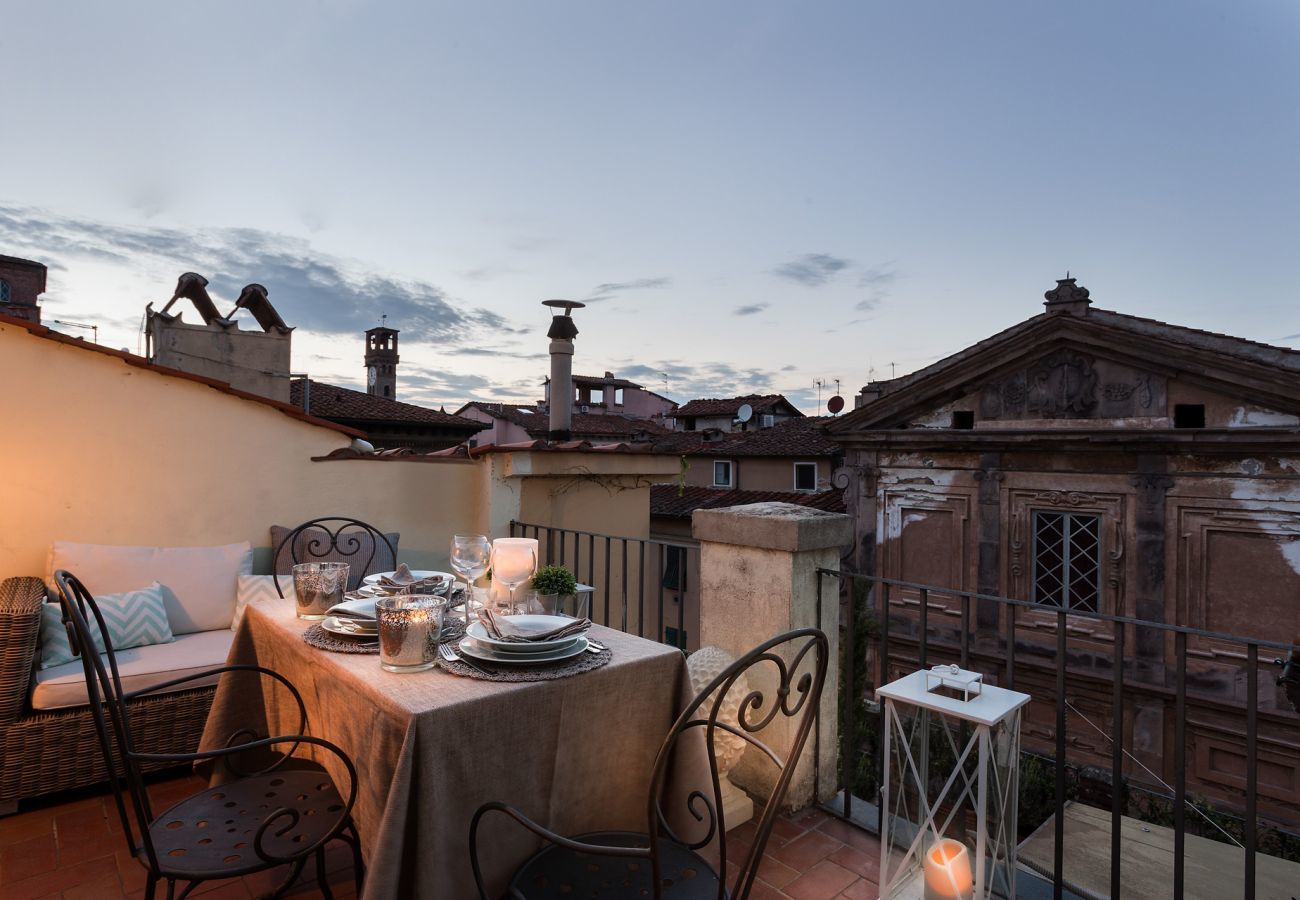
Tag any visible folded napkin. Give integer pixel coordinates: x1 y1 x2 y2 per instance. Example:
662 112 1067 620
376 564 450 594
331 597 378 620
477 609 591 643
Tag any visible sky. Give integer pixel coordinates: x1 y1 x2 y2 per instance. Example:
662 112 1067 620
3 1 1298 413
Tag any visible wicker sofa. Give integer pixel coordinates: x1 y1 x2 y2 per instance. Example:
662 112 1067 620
0 576 217 815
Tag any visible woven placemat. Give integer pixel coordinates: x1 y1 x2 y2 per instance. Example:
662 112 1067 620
439 644 612 682
303 620 467 655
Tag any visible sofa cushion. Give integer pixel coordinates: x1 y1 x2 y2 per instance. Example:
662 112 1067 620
270 525 398 591
233 575 295 630
38 582 174 669
47 541 253 635
31 629 234 711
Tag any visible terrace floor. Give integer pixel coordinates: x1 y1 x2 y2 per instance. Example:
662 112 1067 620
1 771 883 899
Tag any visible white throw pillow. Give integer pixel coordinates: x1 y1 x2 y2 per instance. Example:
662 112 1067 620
233 575 296 630
47 541 253 635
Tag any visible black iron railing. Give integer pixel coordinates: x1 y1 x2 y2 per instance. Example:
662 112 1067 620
818 569 1300 900
509 520 698 650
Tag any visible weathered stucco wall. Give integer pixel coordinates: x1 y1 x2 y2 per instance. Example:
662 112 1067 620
0 321 479 575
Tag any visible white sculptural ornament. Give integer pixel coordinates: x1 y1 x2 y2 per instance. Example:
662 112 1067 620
686 645 755 828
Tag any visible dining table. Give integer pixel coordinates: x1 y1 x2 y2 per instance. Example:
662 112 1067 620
199 598 710 899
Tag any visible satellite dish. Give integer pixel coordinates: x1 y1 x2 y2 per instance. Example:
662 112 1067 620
827 395 845 415
736 404 754 423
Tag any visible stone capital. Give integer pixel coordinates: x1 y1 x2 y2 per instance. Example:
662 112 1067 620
692 502 852 553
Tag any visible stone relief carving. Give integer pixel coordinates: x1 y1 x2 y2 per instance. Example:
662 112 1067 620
1103 382 1134 401
1134 374 1153 409
1027 350 1098 417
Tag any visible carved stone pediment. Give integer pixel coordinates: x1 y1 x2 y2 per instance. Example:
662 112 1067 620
1026 350 1098 417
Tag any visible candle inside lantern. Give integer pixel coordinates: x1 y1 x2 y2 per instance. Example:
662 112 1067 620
923 838 973 900
376 595 442 673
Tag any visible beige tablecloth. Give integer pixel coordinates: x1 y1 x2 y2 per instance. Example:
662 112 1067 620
200 601 703 899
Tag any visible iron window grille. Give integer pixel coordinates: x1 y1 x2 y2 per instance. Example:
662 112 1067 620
1032 511 1102 612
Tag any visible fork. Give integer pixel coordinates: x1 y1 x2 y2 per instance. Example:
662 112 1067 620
439 641 489 674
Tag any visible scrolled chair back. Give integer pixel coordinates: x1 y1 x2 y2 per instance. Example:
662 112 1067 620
53 570 160 866
646 627 829 899
272 517 398 595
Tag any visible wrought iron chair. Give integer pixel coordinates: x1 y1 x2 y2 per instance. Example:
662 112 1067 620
470 627 829 899
272 516 398 595
54 570 364 900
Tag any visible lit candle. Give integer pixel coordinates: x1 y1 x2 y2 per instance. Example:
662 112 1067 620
923 838 973 900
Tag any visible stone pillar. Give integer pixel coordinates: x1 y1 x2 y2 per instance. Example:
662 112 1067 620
693 502 851 812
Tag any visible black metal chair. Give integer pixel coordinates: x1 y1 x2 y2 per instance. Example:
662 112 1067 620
470 628 829 899
272 516 398 596
54 570 364 900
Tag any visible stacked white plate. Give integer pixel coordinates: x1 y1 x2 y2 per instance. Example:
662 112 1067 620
461 615 588 665
361 570 456 588
321 615 378 638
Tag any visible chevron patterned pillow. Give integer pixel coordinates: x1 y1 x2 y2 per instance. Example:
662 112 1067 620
39 582 176 670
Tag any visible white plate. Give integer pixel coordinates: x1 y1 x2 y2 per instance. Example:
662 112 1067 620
322 616 378 638
362 570 456 587
458 635 588 665
465 635 577 656
466 615 588 653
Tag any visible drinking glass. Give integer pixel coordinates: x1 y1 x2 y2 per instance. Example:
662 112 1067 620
292 562 349 620
376 595 443 673
450 534 490 624
489 537 538 614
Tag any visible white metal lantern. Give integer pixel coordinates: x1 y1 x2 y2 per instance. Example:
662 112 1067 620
877 665 1029 900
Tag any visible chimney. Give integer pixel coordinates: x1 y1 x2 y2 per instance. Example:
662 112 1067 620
543 299 585 441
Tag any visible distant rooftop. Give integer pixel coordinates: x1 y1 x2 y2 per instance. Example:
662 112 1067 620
674 393 802 418
651 416 839 457
291 379 484 429
650 483 845 519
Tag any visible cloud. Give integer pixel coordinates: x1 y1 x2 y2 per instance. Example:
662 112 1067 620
733 303 768 316
773 253 851 287
1276 333 1300 343
613 359 779 403
780 364 798 372
855 262 899 313
0 204 517 346
585 276 671 303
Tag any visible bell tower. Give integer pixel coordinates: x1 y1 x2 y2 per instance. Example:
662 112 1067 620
365 322 400 400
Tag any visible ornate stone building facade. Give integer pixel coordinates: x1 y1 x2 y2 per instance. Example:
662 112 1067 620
827 278 1300 823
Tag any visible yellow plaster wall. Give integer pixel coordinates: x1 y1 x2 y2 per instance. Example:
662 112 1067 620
0 323 479 576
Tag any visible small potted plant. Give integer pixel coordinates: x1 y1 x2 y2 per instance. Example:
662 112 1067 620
530 565 580 616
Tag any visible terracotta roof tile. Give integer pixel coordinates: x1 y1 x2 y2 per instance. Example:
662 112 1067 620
673 394 802 418
651 483 846 518
651 417 840 458
461 402 671 439
290 380 485 429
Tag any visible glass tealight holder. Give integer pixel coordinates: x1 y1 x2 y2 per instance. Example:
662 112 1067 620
292 562 350 620
376 595 444 673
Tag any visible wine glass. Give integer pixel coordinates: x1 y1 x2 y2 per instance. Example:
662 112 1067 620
489 538 538 615
450 534 490 624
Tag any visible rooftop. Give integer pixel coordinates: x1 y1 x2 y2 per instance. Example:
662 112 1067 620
674 393 802 418
652 416 841 457
651 483 847 519
289 379 484 430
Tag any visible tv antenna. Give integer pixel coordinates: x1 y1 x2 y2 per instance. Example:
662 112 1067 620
52 319 98 344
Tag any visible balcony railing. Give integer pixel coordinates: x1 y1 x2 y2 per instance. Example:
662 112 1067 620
509 520 699 650
817 569 1300 900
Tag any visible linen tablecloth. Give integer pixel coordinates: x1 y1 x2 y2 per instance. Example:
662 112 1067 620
200 600 704 899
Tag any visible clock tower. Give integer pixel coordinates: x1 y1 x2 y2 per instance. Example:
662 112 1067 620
364 324 400 400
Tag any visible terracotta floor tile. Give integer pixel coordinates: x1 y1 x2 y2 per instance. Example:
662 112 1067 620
783 859 860 900
746 878 793 900
0 811 57 847
53 807 112 845
114 850 149 893
1 855 120 900
61 868 126 900
0 834 58 884
768 816 808 847
757 852 802 889
815 815 877 852
837 876 879 899
192 880 253 900
768 828 842 873
828 843 880 881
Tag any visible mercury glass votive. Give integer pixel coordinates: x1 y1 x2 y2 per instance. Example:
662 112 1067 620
376 595 443 673
292 562 349 620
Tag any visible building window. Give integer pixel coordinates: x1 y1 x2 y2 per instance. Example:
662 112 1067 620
662 545 688 593
0 279 9 304
614 388 624 406
793 462 817 492
685 417 696 431
712 460 734 488
952 410 975 429
1032 511 1101 612
1174 404 1205 429
383 385 391 397
760 414 775 428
